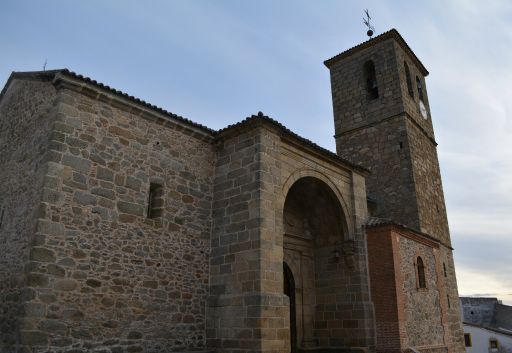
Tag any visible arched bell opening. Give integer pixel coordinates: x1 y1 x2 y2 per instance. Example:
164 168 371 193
282 176 350 349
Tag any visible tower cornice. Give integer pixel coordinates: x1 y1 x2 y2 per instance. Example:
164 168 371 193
324 28 429 76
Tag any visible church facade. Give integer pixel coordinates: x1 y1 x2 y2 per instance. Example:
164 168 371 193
0 30 465 353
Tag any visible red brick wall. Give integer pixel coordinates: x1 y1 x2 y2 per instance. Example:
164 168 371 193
367 226 402 353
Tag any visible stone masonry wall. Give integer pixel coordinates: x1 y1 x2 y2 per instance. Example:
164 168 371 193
0 78 58 353
367 225 465 353
398 236 445 350
405 119 450 245
329 36 451 246
329 38 404 136
275 134 375 350
207 123 289 353
393 41 435 140
336 116 420 230
460 297 499 326
19 84 215 353
439 247 465 353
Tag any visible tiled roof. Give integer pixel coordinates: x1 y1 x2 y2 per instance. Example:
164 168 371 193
463 321 512 337
3 69 215 134
324 28 429 76
2 69 369 174
364 217 394 227
59 69 216 134
218 112 370 174
364 216 445 247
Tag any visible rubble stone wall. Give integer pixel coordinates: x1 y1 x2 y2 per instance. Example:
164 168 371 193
398 236 444 349
20 84 215 353
0 78 58 353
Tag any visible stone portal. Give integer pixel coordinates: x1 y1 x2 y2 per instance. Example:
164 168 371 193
282 177 349 351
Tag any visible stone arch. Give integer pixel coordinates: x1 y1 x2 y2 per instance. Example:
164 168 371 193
281 170 357 348
281 168 354 240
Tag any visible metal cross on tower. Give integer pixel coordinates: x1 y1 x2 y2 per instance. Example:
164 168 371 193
363 9 375 38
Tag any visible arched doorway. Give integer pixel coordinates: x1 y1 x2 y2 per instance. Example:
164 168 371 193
282 176 349 349
283 262 297 353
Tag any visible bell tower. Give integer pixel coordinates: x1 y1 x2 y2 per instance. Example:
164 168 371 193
324 29 450 245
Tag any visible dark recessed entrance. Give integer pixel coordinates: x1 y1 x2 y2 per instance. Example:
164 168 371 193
283 262 297 353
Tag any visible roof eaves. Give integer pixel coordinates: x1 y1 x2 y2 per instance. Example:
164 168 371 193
217 112 370 175
1 69 216 138
365 216 450 249
0 70 60 104
54 69 215 136
324 28 429 76
463 322 512 337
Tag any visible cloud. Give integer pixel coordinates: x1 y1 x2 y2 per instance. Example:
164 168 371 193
457 266 512 305
0 0 511 305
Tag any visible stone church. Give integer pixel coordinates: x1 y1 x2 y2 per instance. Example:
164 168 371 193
0 29 465 353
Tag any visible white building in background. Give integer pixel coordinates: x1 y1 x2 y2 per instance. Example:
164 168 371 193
463 322 512 353
460 297 512 353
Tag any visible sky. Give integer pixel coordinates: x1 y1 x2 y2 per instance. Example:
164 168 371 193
1 0 511 305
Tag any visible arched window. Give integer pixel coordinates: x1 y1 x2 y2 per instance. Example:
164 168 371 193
416 76 424 102
416 256 426 289
404 61 414 98
364 60 379 100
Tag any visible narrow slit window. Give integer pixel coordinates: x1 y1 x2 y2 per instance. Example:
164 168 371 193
364 60 379 100
0 206 4 229
447 294 451 308
416 256 426 289
443 263 447 277
147 183 164 219
404 61 414 98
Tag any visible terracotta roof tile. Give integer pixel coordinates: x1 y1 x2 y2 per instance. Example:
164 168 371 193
2 69 368 174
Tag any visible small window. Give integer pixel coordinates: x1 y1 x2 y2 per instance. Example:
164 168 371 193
464 333 472 347
447 294 451 308
404 61 414 98
416 76 424 102
364 60 379 100
416 256 426 289
443 263 447 277
0 205 4 229
490 338 499 350
147 183 164 219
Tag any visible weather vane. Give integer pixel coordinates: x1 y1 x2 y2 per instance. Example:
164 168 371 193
363 9 375 38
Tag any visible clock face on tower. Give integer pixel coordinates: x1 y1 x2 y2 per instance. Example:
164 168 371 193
419 100 428 119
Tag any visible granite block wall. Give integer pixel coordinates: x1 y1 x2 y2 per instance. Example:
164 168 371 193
207 123 289 353
405 119 450 245
335 116 420 229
